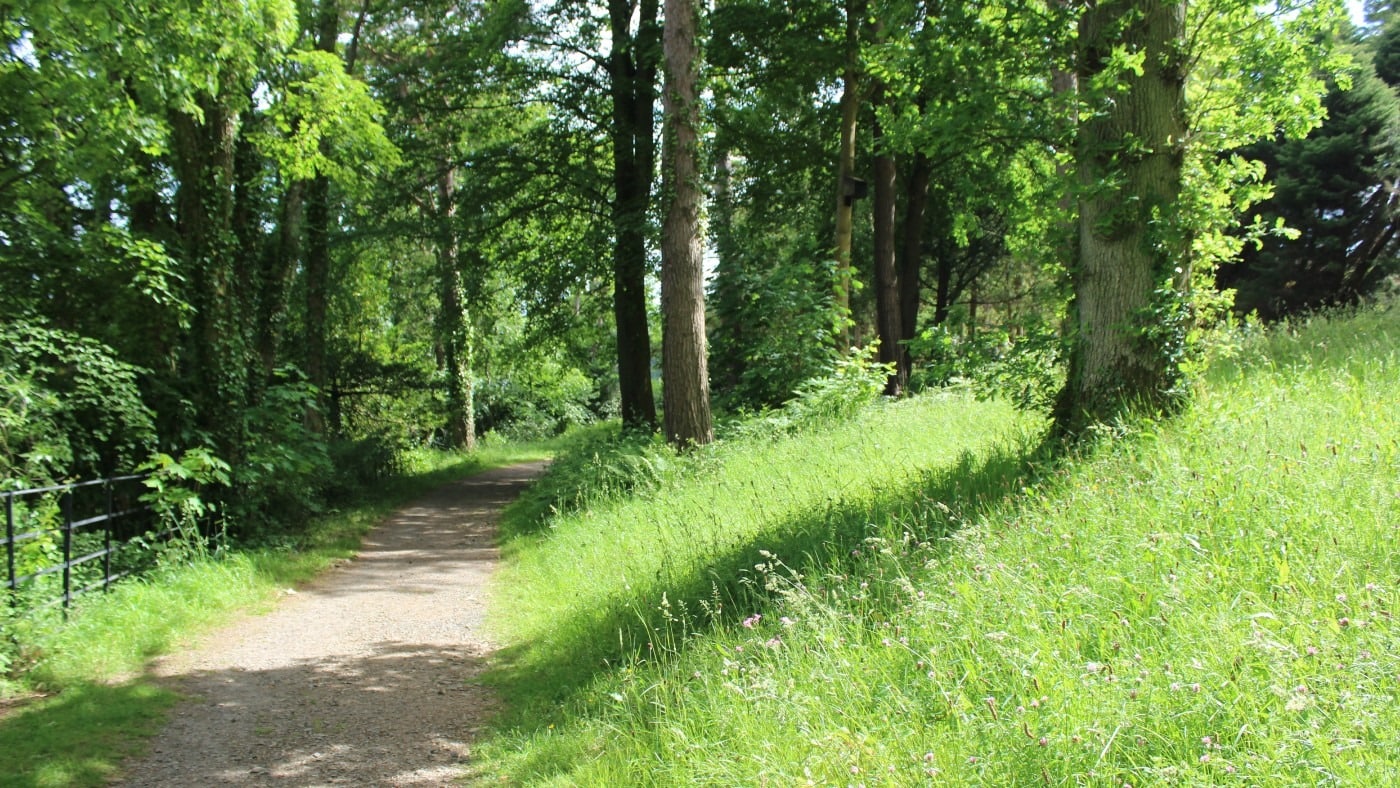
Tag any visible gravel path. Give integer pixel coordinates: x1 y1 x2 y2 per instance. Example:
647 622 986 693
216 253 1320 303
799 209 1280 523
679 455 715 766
115 461 548 787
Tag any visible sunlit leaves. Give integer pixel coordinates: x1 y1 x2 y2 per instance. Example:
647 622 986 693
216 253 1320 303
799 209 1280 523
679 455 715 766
258 50 400 189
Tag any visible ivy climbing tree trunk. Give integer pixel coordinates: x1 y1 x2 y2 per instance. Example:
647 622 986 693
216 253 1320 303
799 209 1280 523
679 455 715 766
171 94 246 456
609 0 660 431
871 90 903 395
1058 0 1187 435
660 0 712 447
303 0 340 434
435 167 476 451
257 180 305 377
831 0 867 350
898 151 930 359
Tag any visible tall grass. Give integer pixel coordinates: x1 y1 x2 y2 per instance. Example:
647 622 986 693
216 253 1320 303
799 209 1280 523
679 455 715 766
479 305 1399 785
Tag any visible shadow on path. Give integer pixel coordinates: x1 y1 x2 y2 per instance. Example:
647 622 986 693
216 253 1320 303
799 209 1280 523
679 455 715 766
114 461 547 787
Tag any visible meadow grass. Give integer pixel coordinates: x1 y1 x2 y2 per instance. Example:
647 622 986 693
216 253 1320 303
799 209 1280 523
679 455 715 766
479 305 1398 785
0 441 552 788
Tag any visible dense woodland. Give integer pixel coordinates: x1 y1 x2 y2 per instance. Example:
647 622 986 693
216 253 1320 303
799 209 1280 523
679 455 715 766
3 0 1398 535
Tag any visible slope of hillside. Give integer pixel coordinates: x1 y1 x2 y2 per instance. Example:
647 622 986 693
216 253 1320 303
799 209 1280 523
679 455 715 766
482 305 1399 785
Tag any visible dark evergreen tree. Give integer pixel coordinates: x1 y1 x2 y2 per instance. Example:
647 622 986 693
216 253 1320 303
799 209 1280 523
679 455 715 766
1224 52 1400 319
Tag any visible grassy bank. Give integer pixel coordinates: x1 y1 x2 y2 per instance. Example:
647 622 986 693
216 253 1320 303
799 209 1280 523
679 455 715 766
479 305 1398 785
0 442 551 788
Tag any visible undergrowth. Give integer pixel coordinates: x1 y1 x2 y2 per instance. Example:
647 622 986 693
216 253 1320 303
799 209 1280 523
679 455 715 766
479 304 1399 785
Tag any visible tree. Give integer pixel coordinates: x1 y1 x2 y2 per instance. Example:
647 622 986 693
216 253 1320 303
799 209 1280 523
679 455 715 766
1225 41 1400 318
1057 0 1188 433
660 0 713 446
1057 0 1344 433
609 0 663 431
832 0 869 348
705 0 843 410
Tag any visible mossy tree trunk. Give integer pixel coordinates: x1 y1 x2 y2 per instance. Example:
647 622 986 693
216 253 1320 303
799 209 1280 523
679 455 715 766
1058 0 1187 435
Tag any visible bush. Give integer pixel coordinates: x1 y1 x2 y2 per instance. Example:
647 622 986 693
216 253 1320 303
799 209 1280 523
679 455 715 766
325 431 409 498
0 321 156 485
906 321 1064 411
725 345 891 440
226 369 331 538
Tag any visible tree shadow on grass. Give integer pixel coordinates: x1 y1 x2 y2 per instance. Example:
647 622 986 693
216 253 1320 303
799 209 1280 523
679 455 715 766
0 681 178 788
485 433 1056 746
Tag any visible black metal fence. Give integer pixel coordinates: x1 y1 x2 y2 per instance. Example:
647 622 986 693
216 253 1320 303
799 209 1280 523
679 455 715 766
3 474 165 611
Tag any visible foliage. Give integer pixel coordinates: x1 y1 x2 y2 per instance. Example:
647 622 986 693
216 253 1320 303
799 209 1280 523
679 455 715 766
1225 40 1400 318
0 322 156 485
906 320 1064 412
138 447 232 562
228 370 332 538
769 343 892 429
1161 0 1348 361
502 426 683 536
709 239 842 411
256 50 400 189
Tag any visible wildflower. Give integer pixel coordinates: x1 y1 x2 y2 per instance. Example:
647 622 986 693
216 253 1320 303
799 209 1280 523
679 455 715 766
765 637 782 650
923 753 936 763
780 616 795 627
742 614 761 628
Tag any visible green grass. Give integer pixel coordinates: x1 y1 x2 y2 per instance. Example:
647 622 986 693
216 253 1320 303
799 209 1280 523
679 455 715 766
0 440 552 787
477 304 1399 785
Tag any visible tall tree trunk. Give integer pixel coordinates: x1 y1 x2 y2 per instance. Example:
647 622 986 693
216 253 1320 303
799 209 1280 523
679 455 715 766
832 0 867 350
1057 0 1187 434
609 0 660 431
435 168 476 450
899 152 931 348
708 147 744 393
171 95 243 456
304 173 331 433
257 180 305 376
660 0 713 447
871 92 903 395
303 0 339 434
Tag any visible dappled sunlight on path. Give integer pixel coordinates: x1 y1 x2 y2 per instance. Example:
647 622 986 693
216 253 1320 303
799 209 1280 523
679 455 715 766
114 462 547 787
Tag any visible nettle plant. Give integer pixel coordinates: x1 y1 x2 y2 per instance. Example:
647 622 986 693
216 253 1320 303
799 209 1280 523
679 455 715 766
139 447 232 562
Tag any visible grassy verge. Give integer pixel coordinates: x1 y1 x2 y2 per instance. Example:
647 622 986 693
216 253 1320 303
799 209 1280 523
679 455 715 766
0 441 551 788
478 305 1398 785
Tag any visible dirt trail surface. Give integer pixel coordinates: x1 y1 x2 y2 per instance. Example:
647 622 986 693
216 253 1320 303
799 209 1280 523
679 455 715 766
115 461 548 787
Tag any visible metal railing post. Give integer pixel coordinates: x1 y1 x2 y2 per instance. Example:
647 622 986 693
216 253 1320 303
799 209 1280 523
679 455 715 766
61 491 73 613
5 492 13 593
104 480 114 592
